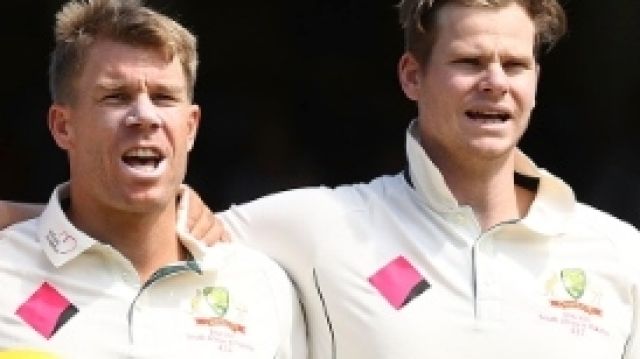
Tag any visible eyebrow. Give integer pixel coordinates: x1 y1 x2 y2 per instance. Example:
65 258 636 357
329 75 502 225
94 80 185 94
449 43 534 60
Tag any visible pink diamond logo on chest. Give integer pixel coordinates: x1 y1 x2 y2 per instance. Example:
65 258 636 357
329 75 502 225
369 256 430 309
15 282 78 339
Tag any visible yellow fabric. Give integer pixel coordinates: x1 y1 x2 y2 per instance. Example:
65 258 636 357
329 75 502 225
0 350 59 359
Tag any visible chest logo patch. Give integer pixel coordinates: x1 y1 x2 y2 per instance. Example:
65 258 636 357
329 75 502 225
15 282 78 339
545 268 602 316
539 268 609 337
203 287 230 317
191 286 245 333
561 268 586 300
369 256 430 310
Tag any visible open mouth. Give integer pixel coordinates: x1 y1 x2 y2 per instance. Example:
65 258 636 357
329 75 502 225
465 110 511 124
121 148 165 173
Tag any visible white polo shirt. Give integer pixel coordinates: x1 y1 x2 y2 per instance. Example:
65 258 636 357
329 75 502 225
0 184 306 359
221 121 640 358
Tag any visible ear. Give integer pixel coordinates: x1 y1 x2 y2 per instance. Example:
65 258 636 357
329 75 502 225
48 104 74 151
186 104 201 152
398 52 423 102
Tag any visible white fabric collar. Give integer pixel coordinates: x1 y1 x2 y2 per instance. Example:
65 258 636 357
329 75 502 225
37 183 208 267
405 120 576 236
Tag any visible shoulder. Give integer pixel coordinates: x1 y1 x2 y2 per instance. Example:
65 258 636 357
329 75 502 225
224 186 340 217
223 172 406 217
0 217 40 245
332 172 409 209
219 174 410 255
0 218 45 286
571 202 640 275
571 202 640 241
202 242 294 290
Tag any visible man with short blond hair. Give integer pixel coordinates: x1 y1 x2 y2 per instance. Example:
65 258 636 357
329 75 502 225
0 0 305 357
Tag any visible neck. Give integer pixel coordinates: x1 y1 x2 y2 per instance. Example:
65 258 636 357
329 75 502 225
67 191 186 282
430 149 534 231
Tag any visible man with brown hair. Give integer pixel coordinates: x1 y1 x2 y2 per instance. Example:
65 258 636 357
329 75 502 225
217 0 640 357
0 0 305 357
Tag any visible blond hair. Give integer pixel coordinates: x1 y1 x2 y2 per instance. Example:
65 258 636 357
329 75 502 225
49 0 198 104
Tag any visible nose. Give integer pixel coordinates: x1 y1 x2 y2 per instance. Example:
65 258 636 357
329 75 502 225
479 63 508 97
124 95 162 129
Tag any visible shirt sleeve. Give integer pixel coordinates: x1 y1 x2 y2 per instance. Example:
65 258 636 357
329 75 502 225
219 187 341 274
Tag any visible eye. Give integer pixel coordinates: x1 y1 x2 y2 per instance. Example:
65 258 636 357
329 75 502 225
151 93 179 106
503 60 532 73
453 57 481 66
451 57 483 72
101 92 130 104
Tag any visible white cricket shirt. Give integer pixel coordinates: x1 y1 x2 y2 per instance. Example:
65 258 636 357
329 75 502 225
0 184 306 359
222 121 640 358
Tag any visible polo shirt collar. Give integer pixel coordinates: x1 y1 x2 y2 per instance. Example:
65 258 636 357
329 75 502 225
405 120 576 236
37 183 209 268
176 184 208 261
37 183 97 268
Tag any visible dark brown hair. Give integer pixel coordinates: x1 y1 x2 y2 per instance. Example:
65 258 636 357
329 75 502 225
397 0 567 64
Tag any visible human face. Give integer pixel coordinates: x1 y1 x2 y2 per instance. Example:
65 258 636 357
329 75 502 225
399 3 539 169
49 39 200 214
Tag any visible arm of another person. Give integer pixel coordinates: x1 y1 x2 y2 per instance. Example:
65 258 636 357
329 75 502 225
0 187 227 244
0 201 42 229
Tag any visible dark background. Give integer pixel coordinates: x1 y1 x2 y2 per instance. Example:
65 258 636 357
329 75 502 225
1 1 639 227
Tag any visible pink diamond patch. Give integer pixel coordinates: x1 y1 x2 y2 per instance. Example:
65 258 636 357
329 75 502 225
369 256 429 310
15 282 77 339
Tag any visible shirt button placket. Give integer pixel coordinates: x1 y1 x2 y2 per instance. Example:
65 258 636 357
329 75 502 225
476 234 502 322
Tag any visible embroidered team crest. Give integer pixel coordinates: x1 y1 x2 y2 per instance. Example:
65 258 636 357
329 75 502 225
540 268 608 337
191 286 246 334
544 268 602 317
203 287 229 317
560 268 586 300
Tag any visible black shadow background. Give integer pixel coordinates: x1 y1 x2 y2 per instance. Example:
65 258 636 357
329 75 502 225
1 1 639 227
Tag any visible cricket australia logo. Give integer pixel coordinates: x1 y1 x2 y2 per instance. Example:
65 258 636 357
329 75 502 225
561 268 586 300
546 268 602 316
191 286 245 333
203 287 230 317
540 267 610 337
